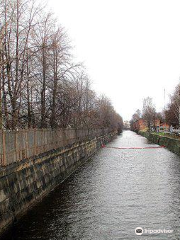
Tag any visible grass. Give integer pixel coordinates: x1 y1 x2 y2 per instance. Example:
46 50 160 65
151 131 180 140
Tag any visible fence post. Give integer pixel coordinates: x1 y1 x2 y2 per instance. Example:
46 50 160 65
42 128 46 152
25 129 28 159
15 130 18 162
34 129 36 155
2 130 6 166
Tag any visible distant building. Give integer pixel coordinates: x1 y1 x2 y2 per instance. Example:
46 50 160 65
131 118 147 132
150 119 169 131
131 118 169 132
124 120 130 129
159 122 170 131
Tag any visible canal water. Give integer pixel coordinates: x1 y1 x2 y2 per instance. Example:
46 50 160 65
1 130 180 240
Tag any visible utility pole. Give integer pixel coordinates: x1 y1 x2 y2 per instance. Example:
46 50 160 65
0 22 2 130
179 78 180 129
178 81 180 129
179 106 180 129
163 88 167 131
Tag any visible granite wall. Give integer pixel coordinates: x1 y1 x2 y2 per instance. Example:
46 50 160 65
0 131 116 236
139 131 180 156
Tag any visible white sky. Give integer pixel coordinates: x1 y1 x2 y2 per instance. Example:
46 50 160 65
48 0 180 121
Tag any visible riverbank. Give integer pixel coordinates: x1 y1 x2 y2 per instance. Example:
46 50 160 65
0 131 116 237
139 131 180 156
1 130 179 240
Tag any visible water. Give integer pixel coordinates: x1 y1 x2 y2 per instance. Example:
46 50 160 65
1 130 180 240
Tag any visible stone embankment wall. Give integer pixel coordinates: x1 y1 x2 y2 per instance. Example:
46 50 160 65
0 131 116 236
140 131 180 156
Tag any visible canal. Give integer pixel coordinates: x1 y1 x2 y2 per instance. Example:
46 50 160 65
1 130 180 240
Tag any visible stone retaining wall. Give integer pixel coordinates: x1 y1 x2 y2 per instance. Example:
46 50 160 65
139 131 180 156
0 132 116 236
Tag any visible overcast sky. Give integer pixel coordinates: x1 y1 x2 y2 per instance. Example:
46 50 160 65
48 0 180 121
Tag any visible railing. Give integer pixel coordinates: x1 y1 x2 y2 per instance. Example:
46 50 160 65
171 129 180 134
158 128 180 134
0 128 111 167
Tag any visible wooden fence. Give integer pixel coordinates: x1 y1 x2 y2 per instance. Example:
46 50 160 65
0 128 110 167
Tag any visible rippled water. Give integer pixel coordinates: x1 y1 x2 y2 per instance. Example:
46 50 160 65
2 130 180 240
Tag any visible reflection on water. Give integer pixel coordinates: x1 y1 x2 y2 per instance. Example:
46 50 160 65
1 130 180 240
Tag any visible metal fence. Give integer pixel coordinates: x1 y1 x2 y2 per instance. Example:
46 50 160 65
0 128 110 167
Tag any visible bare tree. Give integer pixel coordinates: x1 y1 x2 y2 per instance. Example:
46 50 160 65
142 97 156 130
0 0 123 132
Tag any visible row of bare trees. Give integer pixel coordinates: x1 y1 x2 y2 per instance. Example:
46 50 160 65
0 0 123 131
130 97 164 131
165 84 180 127
130 82 180 131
